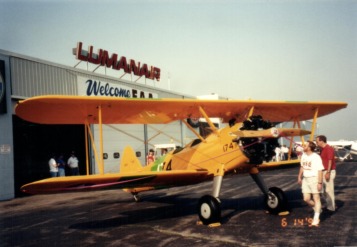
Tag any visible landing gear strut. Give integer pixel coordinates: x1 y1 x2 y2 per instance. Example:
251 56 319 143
241 116 289 214
197 165 224 226
132 192 141 202
250 169 289 214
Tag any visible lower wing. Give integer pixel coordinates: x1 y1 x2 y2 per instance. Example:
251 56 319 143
21 170 210 194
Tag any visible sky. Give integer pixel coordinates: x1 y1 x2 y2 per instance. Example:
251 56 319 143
1 0 356 140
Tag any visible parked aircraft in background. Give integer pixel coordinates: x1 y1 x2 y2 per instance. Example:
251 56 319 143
327 140 357 161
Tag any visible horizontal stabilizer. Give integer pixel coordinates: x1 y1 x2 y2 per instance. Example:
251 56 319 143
120 146 143 173
232 128 310 138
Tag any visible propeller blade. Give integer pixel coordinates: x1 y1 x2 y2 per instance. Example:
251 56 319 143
232 128 311 138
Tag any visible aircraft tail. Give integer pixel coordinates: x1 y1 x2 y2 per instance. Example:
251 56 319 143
120 146 143 173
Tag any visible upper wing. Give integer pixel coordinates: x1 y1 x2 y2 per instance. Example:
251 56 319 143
15 95 347 124
21 170 211 194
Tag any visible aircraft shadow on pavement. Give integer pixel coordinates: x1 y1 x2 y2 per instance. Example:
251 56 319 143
69 188 316 229
70 176 344 229
69 194 197 229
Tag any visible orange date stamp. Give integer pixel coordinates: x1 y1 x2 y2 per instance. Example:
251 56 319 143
281 217 313 227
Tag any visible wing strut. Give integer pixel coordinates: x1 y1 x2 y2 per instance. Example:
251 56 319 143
240 105 254 122
295 119 306 144
198 106 219 136
286 120 298 160
98 105 104 175
248 106 255 118
85 124 89 175
85 120 104 175
182 120 206 142
310 108 319 141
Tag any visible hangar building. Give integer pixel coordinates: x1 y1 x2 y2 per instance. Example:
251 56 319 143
0 49 199 200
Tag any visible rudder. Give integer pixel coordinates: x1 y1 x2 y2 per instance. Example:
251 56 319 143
120 146 143 173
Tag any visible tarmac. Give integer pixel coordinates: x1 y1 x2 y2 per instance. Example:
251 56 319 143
1 161 356 247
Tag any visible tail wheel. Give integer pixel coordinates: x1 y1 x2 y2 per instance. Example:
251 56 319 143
131 192 141 202
198 195 221 225
265 187 288 214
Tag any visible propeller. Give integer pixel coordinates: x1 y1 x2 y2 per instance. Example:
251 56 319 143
235 115 310 165
232 127 311 139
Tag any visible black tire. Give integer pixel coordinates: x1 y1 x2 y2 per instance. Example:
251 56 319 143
265 187 288 214
197 195 221 225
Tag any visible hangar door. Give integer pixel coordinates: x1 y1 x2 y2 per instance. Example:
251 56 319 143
13 116 86 196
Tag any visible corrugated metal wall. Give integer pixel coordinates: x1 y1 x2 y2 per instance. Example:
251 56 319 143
11 57 77 97
10 56 188 99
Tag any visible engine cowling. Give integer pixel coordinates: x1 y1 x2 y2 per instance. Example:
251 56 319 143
239 115 279 165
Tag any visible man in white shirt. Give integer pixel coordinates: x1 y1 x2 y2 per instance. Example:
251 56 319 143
67 151 79 176
274 146 281 162
297 141 324 227
49 155 58 177
281 145 289 160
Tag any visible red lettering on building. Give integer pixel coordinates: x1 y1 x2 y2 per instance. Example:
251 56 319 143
75 42 161 81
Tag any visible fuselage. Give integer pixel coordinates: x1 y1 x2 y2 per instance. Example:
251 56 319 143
162 123 251 175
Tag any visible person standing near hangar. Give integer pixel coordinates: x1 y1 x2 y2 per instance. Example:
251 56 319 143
49 154 58 177
67 151 79 176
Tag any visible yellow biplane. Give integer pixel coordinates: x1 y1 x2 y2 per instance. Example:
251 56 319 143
16 96 347 225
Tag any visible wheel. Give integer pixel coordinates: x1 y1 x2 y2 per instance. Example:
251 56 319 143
265 187 288 214
197 195 221 225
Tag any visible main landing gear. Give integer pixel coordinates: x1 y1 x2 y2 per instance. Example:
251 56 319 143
197 166 289 226
265 187 288 215
250 168 288 215
197 166 224 226
198 195 221 225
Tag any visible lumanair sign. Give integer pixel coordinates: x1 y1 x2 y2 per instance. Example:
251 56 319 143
74 42 161 81
78 77 158 99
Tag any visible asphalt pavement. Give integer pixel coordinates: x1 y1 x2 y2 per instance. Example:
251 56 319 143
1 161 356 247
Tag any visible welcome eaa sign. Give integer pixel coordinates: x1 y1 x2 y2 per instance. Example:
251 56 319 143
77 76 158 99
